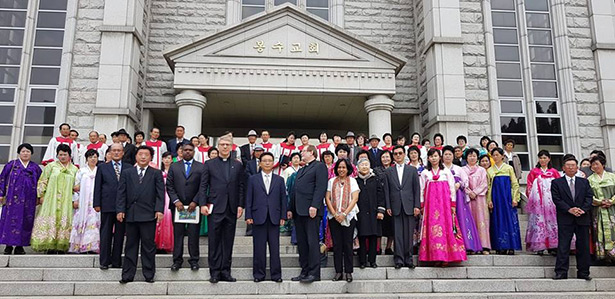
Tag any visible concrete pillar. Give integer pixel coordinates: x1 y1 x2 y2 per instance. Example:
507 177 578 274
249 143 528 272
175 90 207 138
364 95 394 138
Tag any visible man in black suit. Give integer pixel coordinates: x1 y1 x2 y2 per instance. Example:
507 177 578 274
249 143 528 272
199 133 246 283
166 143 205 271
288 145 328 283
245 152 287 282
167 125 190 158
245 144 264 176
117 129 136 165
552 154 593 281
117 145 165 284
367 134 383 168
94 143 129 269
240 130 258 165
384 145 420 269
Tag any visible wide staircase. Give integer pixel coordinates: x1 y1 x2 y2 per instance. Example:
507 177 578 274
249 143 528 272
1 213 615 298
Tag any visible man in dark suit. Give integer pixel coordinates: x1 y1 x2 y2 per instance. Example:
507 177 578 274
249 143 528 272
367 134 383 168
245 144 264 176
384 145 420 269
117 129 136 165
167 125 190 158
552 154 593 281
166 143 205 271
240 130 258 165
94 143 129 269
288 145 328 283
199 133 246 283
117 145 165 284
245 152 287 282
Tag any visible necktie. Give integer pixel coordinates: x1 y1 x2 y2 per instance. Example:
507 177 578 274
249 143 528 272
114 162 121 181
185 161 191 178
256 159 260 172
264 174 270 194
569 177 576 199
250 144 254 156
139 167 145 183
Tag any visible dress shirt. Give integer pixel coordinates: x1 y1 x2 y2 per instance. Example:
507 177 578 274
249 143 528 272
396 162 404 185
262 171 272 194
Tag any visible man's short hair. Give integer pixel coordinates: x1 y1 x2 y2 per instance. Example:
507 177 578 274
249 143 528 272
137 145 154 157
260 152 275 161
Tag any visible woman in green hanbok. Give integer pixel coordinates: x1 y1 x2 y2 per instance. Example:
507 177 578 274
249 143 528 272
588 155 615 262
31 144 78 253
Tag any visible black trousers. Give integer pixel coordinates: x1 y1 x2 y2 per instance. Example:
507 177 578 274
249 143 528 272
329 218 356 274
171 210 200 265
393 212 416 266
122 220 157 281
555 223 591 277
295 215 321 278
252 216 281 280
99 212 125 267
359 235 378 265
208 209 236 279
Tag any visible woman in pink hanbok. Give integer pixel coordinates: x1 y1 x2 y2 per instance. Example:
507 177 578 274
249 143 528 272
419 148 467 265
525 150 561 255
462 148 491 253
155 152 174 253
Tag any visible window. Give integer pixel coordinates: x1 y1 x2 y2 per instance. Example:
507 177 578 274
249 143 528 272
491 0 564 170
0 0 68 163
241 0 329 21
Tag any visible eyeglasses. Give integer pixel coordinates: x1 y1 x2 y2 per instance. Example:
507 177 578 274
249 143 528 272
393 152 404 156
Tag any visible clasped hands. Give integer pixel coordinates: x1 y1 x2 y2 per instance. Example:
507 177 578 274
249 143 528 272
568 207 585 217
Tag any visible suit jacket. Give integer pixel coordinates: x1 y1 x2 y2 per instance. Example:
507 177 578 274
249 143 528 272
289 160 328 217
117 166 165 222
367 148 383 168
245 159 260 177
167 138 190 157
384 164 420 216
240 143 256 165
199 157 246 214
245 173 287 226
551 176 594 226
122 143 137 165
166 160 205 209
94 161 131 213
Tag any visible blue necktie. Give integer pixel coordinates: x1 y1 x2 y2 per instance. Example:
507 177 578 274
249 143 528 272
185 161 191 178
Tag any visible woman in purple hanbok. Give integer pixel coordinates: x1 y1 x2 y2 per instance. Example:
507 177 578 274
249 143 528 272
442 146 482 253
0 144 42 255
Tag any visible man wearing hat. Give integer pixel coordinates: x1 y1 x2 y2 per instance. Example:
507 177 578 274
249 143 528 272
117 129 137 165
244 143 265 236
367 134 383 168
241 130 259 166
345 131 357 165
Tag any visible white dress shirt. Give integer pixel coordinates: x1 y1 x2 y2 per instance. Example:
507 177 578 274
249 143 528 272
396 162 404 185
262 171 272 194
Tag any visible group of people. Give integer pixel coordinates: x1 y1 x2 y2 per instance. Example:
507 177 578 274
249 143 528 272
0 122 612 283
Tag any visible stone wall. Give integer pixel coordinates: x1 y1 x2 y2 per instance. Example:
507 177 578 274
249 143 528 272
66 0 105 133
144 0 227 105
566 0 604 156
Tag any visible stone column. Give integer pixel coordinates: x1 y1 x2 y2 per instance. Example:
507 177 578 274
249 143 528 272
365 95 394 138
175 90 207 138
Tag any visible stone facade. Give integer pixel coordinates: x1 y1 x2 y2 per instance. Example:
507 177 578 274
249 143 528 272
57 0 613 162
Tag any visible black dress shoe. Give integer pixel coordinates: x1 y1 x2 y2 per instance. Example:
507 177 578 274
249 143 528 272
3 246 13 255
371 263 378 268
99 265 109 270
345 273 353 282
394 263 403 269
291 275 306 281
359 263 366 269
406 263 416 269
145 278 155 283
332 273 343 281
254 278 263 282
273 278 283 283
385 248 394 255
190 264 199 271
553 274 567 280
119 279 132 284
14 246 25 255
171 263 181 271
578 275 592 281
301 275 318 283
220 275 236 282
209 277 219 283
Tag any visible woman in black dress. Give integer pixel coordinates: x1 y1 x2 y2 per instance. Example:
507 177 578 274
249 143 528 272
373 150 394 254
356 158 385 267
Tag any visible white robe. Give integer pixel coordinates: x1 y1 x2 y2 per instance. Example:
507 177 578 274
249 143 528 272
42 136 80 166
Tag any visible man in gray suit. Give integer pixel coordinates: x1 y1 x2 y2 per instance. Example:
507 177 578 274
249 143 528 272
384 145 420 269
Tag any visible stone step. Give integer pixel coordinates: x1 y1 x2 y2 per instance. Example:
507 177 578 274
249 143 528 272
0 278 612 296
0 266 612 282
1 254 575 269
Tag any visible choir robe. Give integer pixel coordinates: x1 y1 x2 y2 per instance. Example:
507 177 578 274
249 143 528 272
316 143 335 161
42 136 79 166
274 143 298 175
80 142 108 166
230 144 243 163
145 139 167 169
194 146 211 163
261 141 280 168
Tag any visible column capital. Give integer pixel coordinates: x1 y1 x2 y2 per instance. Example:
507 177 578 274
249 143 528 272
364 95 394 113
175 90 207 109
